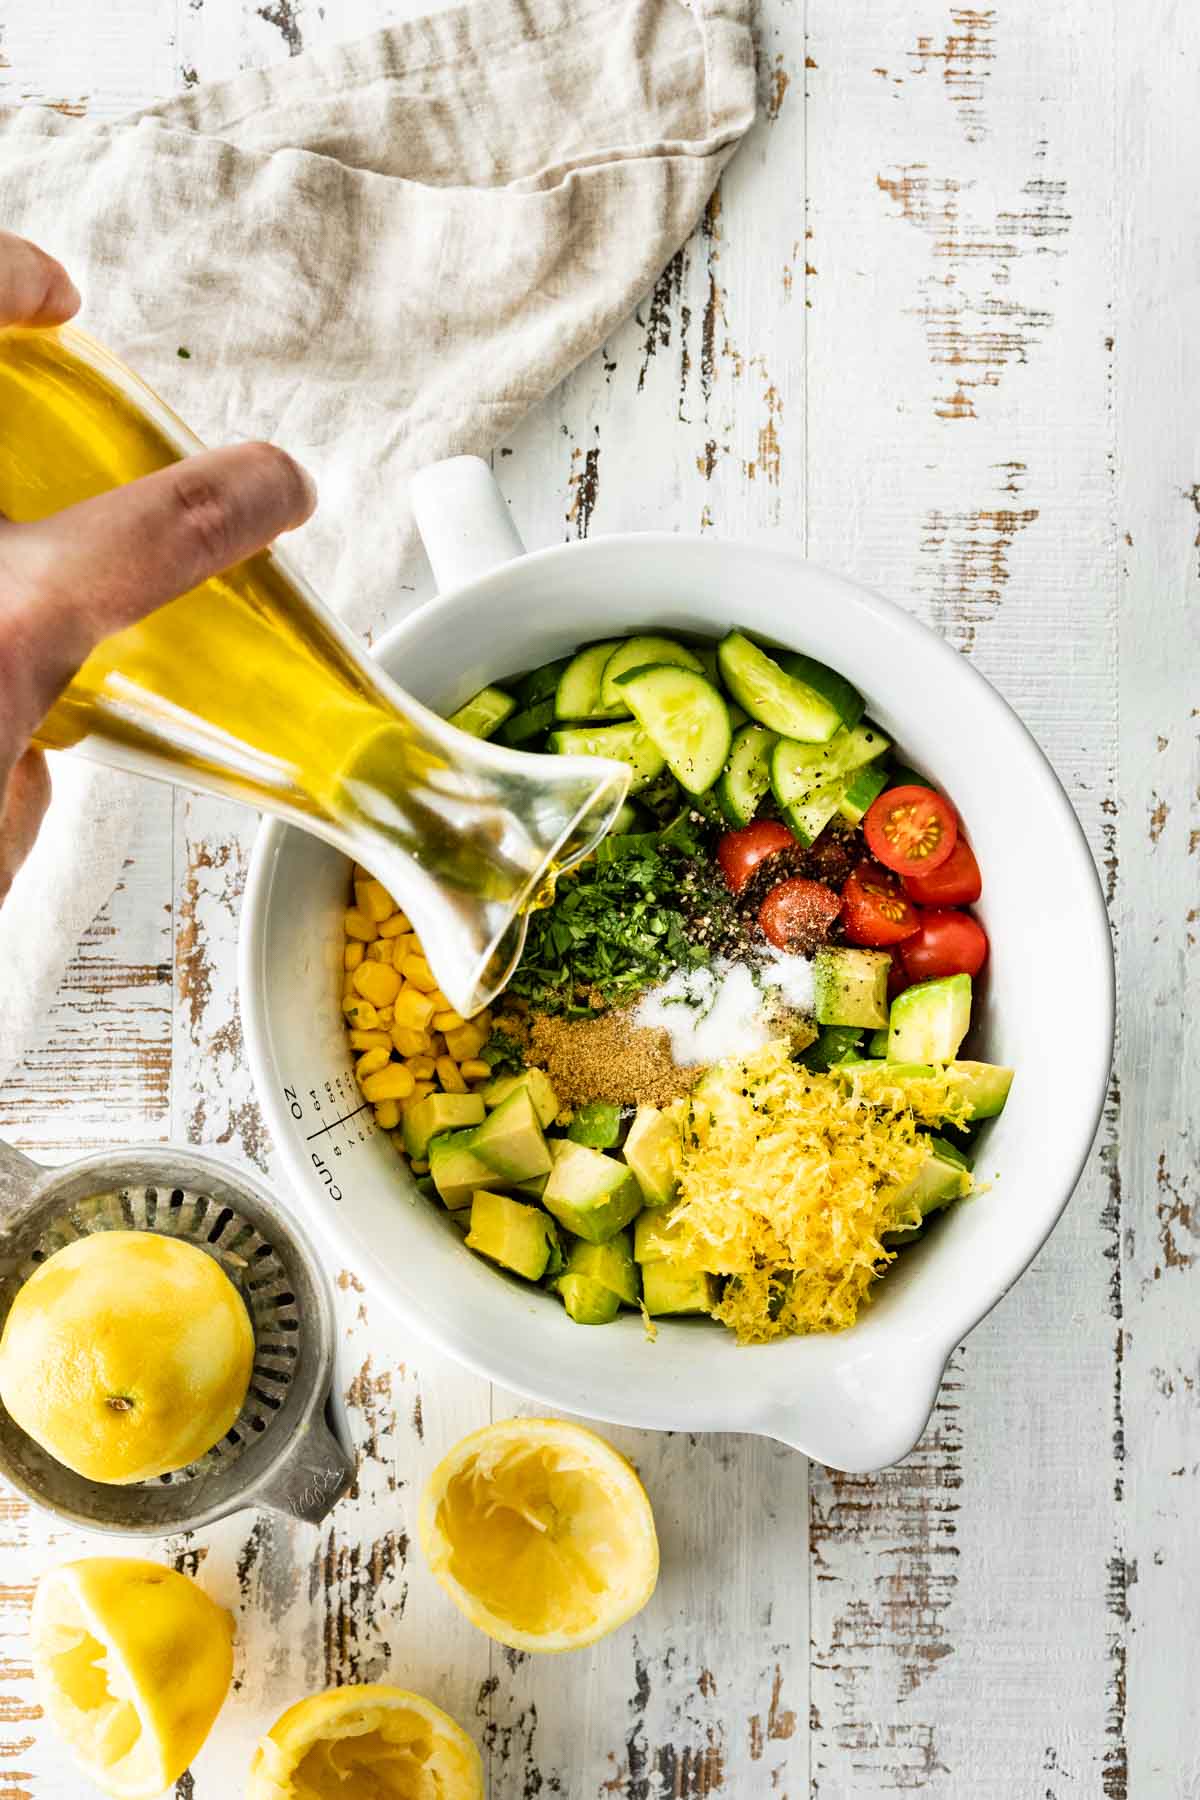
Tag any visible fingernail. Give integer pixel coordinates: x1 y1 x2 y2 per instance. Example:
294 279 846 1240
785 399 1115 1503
293 456 318 518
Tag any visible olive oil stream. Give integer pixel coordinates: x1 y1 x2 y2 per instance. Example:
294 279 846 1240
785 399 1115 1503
0 325 625 1010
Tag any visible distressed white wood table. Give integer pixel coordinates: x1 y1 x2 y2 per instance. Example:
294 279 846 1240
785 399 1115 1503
1 1 1195 1794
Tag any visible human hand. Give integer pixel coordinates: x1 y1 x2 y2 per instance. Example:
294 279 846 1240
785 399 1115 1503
0 231 316 904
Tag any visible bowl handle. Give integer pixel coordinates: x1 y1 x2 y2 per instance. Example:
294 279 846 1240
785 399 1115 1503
764 1341 949 1473
0 1138 41 1227
410 455 525 594
253 1391 357 1524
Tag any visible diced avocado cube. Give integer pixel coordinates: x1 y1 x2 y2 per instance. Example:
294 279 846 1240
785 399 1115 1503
558 1273 622 1324
514 1171 550 1199
541 1140 642 1244
428 1126 495 1211
473 1087 552 1182
403 1092 486 1162
567 1100 623 1150
633 1209 689 1264
641 1261 718 1317
888 974 972 1063
867 1028 891 1059
622 1106 680 1208
892 1139 973 1220
948 1060 1014 1120
479 1067 559 1129
562 1230 639 1306
812 946 891 1029
465 1190 559 1282
799 1025 865 1073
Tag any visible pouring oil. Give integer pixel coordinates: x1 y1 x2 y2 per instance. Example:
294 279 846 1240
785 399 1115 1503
0 325 627 1013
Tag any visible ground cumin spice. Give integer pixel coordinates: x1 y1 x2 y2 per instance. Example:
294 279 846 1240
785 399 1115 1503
526 1009 696 1112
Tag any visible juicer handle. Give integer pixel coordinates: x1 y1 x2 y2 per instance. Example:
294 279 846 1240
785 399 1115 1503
410 456 525 593
253 1389 357 1525
0 1139 41 1226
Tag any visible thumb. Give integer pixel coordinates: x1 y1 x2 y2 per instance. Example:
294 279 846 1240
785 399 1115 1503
1 441 316 734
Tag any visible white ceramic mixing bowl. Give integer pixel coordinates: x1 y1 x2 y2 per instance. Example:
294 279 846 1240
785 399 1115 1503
240 457 1113 1472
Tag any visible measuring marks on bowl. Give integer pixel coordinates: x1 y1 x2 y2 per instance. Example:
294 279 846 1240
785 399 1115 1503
280 1069 377 1205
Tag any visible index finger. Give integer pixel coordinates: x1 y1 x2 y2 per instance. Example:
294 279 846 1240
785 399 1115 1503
0 232 80 328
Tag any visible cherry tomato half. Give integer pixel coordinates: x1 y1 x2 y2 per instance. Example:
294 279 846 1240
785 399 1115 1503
758 878 842 953
864 785 958 876
840 862 920 947
900 908 989 981
717 820 795 895
902 836 982 907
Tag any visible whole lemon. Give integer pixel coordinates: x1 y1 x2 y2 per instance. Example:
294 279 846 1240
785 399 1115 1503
0 1230 255 1483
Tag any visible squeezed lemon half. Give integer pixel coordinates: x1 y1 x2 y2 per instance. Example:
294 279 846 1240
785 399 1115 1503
246 1684 483 1800
418 1418 659 1653
31 1558 233 1799
0 1228 254 1483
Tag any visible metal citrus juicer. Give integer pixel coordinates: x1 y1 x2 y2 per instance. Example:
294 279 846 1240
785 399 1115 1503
0 323 629 1533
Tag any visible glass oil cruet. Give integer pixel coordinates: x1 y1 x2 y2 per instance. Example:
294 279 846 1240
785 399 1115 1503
0 324 629 1016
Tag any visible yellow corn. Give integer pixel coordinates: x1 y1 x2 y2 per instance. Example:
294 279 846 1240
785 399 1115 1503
349 1029 392 1052
355 878 397 924
404 1055 437 1080
343 998 379 1029
428 990 451 1013
410 1159 431 1176
389 932 420 962
352 961 401 1007
344 907 378 943
376 1005 394 1025
362 1064 417 1103
459 1058 492 1081
344 941 365 972
432 1009 466 1033
435 1056 467 1093
378 911 413 938
404 1080 437 1107
469 1007 493 1030
356 1048 391 1081
444 1022 488 1062
392 986 436 1032
373 1099 402 1130
401 954 439 993
428 1032 447 1059
366 939 397 964
391 1025 432 1058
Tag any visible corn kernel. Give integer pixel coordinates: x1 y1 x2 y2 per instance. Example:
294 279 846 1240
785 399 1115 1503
378 910 413 938
428 1033 447 1059
352 961 401 1007
404 1080 437 1107
432 1008 466 1033
376 1005 394 1025
404 1055 437 1080
392 987 436 1032
470 1007 493 1029
374 1099 402 1130
349 1029 392 1052
356 1048 391 1081
436 1056 467 1093
362 1064 416 1103
344 907 378 943
428 990 452 1013
344 941 365 972
343 998 380 1028
402 954 439 993
366 939 397 965
391 1025 432 1058
459 1058 492 1081
444 1022 487 1061
410 1159 431 1176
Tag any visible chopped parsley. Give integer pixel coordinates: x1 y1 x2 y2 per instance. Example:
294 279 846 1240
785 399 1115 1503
478 1027 525 1075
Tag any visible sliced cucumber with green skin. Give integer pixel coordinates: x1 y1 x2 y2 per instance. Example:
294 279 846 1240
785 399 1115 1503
549 721 666 791
716 722 779 826
496 697 556 746
770 722 891 795
777 652 865 731
514 655 571 708
838 763 890 825
448 685 518 740
555 640 626 720
599 636 704 713
775 772 844 846
717 631 843 743
614 665 732 795
610 800 642 835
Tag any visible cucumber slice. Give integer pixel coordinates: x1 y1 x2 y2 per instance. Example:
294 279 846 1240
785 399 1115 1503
717 631 842 743
777 652 865 731
496 697 555 746
448 684 517 740
838 763 890 825
599 636 704 713
777 776 844 847
770 722 891 795
613 665 732 795
556 640 626 720
549 721 666 791
514 655 571 708
716 722 779 826
610 800 642 835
